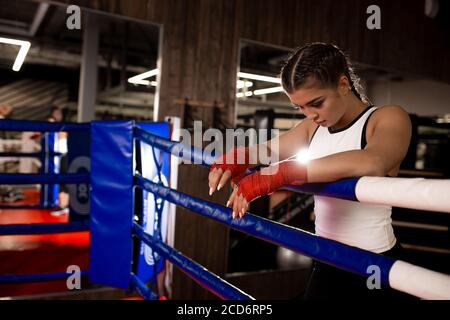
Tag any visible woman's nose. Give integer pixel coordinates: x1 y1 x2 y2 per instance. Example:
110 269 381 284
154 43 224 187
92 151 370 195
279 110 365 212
305 113 319 121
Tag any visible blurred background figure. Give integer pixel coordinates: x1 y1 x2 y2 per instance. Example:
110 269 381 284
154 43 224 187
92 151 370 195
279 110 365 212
48 106 69 215
0 104 12 119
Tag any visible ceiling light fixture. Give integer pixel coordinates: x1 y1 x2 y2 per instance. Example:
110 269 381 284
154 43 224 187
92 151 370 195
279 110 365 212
236 91 253 98
253 86 284 96
128 69 159 86
237 72 281 84
236 80 253 89
0 37 31 72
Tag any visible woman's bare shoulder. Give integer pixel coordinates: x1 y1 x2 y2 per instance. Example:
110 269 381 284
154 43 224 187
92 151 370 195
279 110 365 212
374 104 409 116
372 105 411 126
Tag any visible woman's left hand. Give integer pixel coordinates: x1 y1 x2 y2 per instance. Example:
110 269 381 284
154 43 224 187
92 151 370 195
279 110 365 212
226 185 249 219
226 160 308 220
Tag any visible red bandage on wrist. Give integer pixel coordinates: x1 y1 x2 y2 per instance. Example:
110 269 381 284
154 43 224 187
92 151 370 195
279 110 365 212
237 160 308 202
211 147 253 184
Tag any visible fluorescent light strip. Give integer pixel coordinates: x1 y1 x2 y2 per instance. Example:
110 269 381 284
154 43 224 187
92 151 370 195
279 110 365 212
253 86 284 96
133 80 151 86
0 37 31 72
236 91 253 98
236 80 253 89
129 80 158 87
128 71 280 95
238 72 281 84
128 69 159 85
13 42 30 72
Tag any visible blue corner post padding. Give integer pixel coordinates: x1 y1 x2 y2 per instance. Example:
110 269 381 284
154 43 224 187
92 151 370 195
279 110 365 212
89 121 134 289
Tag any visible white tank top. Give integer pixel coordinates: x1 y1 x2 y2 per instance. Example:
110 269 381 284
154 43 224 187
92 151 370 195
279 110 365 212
308 106 396 253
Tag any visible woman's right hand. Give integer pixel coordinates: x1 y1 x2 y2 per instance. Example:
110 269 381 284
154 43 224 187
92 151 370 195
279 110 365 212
208 147 251 196
208 167 232 195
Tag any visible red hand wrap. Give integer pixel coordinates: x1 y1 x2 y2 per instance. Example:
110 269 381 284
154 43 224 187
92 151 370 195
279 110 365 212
210 147 253 184
237 160 308 202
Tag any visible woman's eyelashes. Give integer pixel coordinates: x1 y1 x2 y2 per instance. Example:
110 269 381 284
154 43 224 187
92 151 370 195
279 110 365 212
310 100 324 108
294 99 324 112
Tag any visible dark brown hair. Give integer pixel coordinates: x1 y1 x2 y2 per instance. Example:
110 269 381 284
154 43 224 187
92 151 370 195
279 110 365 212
281 43 367 102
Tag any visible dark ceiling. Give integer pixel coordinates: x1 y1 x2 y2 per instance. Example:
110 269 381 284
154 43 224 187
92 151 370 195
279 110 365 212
0 0 160 71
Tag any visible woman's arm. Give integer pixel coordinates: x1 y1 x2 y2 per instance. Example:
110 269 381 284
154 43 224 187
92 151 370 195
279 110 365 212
227 106 412 218
209 117 312 193
307 105 412 182
254 117 314 164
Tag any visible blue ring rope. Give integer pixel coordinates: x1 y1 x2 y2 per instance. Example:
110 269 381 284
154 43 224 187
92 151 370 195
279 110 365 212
0 119 90 132
129 273 159 300
133 223 254 300
0 221 90 236
134 127 362 201
0 173 90 185
135 174 396 286
0 271 89 283
134 127 216 166
285 179 359 201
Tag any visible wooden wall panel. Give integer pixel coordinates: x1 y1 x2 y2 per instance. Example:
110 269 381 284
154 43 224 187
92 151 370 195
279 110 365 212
238 0 450 83
54 0 450 121
156 0 240 127
226 268 312 300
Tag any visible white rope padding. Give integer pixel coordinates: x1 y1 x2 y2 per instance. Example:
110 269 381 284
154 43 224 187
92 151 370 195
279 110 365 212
389 260 450 300
355 177 450 213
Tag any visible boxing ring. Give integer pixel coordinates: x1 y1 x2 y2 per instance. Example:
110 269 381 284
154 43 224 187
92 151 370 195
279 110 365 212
1 119 449 299
0 120 90 289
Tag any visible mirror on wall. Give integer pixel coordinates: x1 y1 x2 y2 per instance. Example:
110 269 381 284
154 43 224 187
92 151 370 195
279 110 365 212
94 13 160 121
236 41 296 132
